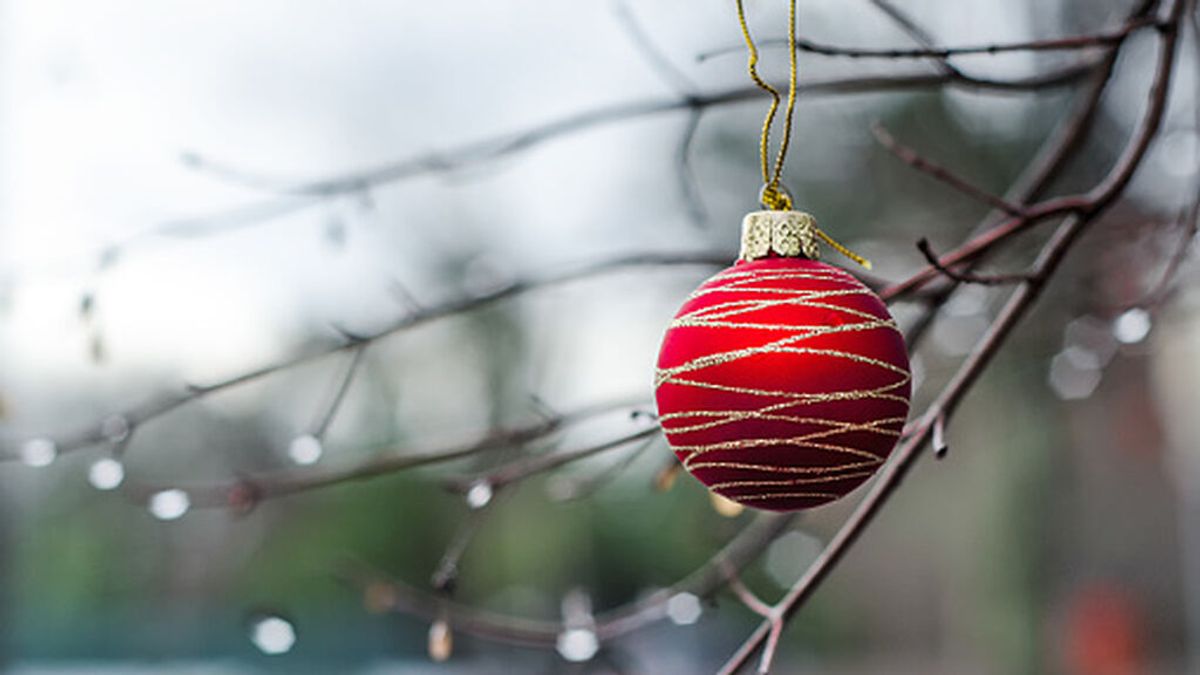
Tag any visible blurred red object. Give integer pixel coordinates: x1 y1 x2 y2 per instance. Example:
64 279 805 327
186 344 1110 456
1062 584 1145 675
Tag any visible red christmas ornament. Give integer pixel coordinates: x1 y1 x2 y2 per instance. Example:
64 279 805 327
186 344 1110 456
655 211 911 512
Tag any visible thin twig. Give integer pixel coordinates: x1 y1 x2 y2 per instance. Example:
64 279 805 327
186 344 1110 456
676 108 711 228
430 500 497 595
872 123 1027 216
717 564 786 675
1141 11 1200 309
917 238 1034 286
311 344 368 439
336 512 797 648
721 564 774 618
457 426 660 492
901 9 1140 348
697 17 1157 62
180 66 1095 201
867 0 965 79
612 0 699 97
120 399 647 508
1140 188 1200 309
757 620 786 675
549 434 659 502
881 196 1079 301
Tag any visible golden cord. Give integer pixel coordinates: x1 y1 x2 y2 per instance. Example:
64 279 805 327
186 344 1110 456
735 0 796 210
816 230 873 269
734 0 873 269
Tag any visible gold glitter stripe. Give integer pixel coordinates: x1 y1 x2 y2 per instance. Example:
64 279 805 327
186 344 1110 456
673 416 904 475
733 491 842 502
712 268 849 284
686 458 883 474
689 276 854 299
678 298 894 327
708 470 877 491
675 437 884 464
658 397 814 422
663 408 906 436
690 285 869 301
708 280 854 297
664 377 910 403
680 296 892 325
656 342 910 389
670 318 894 335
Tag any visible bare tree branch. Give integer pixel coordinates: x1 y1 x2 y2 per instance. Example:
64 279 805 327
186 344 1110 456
430 500 497 595
612 0 699 97
2 252 728 463
901 8 1140 348
548 434 659 503
452 425 660 493
916 238 1035 286
181 64 1098 200
120 399 648 509
310 344 368 440
335 511 797 648
867 0 966 79
1142 177 1200 310
697 16 1158 61
676 108 711 228
872 123 1028 216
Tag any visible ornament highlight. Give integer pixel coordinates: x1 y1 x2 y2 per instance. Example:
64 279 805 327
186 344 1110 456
655 211 911 511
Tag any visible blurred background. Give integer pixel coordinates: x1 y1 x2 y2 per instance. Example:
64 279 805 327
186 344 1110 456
0 0 1198 672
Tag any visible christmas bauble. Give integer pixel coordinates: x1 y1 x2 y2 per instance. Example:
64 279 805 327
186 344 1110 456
655 211 911 512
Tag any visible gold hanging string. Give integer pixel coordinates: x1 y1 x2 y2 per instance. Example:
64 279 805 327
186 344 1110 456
735 0 796 210
816 230 872 269
734 0 872 270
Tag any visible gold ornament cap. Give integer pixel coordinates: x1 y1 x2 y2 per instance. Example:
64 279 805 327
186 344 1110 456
739 210 820 261
738 210 873 269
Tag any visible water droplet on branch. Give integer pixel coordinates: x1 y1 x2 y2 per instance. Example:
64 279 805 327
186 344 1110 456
667 592 703 625
100 415 131 443
149 489 190 521
556 628 598 663
88 458 125 490
427 619 453 662
287 434 323 466
20 438 56 468
249 615 296 655
465 481 493 509
1113 308 1151 344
